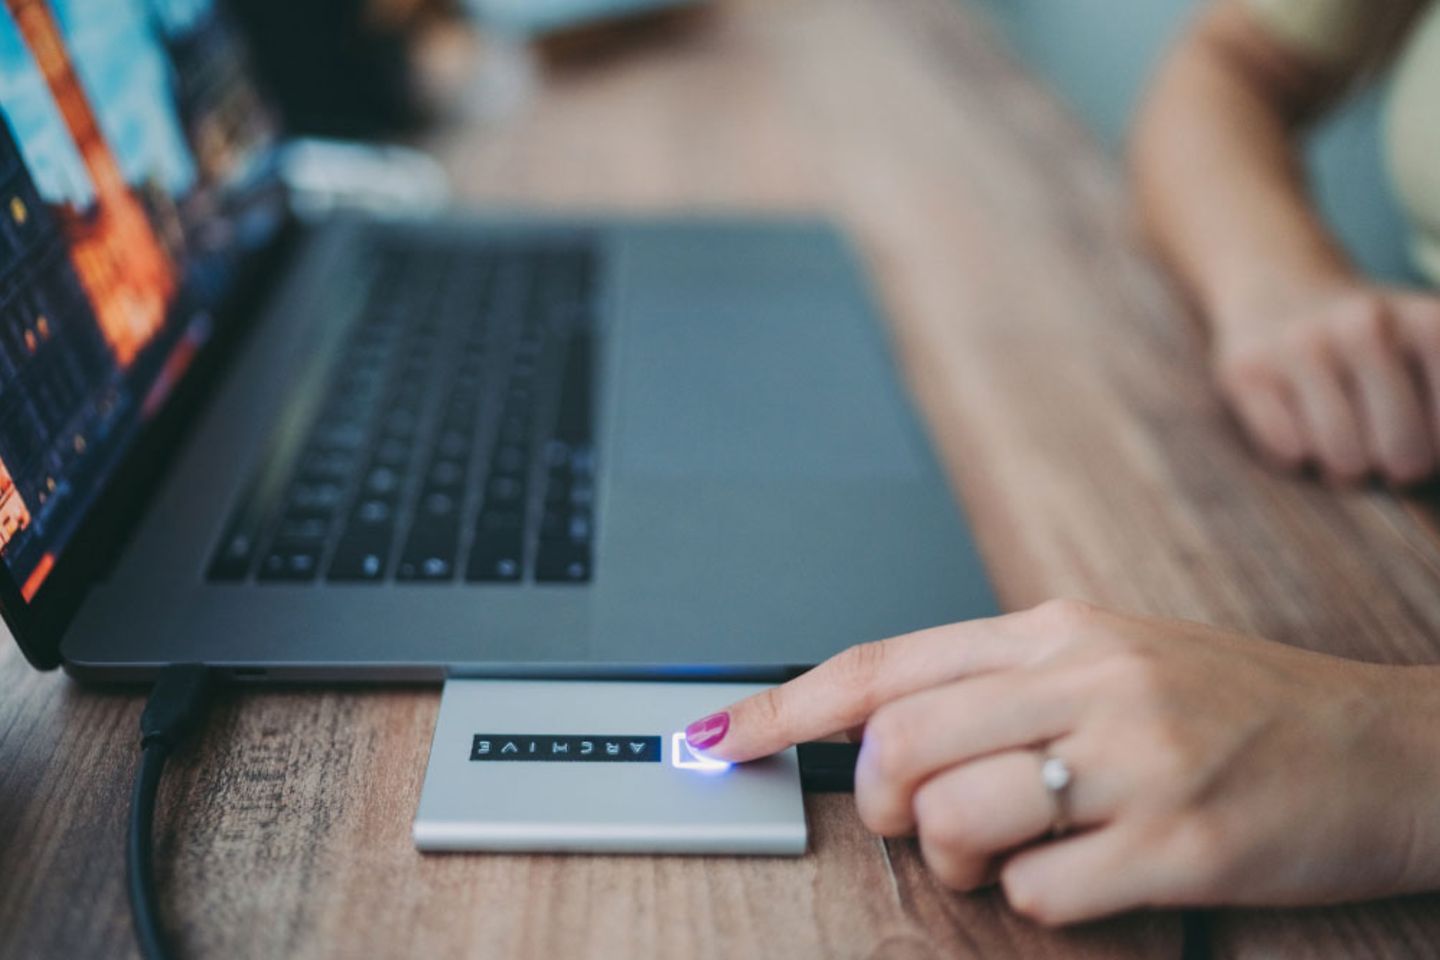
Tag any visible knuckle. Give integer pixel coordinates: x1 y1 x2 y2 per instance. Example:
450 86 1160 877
862 705 917 783
1325 446 1370 484
1406 312 1440 358
830 639 890 711
1215 347 1276 392
1036 597 1101 632
750 684 787 730
1398 463 1435 487
1384 448 1434 486
1283 321 1334 364
1331 294 1393 346
913 784 973 853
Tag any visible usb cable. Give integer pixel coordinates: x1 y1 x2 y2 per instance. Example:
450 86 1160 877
129 664 215 960
797 742 860 792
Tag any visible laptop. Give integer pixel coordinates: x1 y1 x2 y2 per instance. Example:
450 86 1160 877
0 0 997 681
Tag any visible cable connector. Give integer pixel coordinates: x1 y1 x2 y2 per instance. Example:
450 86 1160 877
798 742 860 793
138 664 214 750
131 664 215 960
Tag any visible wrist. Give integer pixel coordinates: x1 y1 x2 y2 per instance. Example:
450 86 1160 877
1367 665 1440 893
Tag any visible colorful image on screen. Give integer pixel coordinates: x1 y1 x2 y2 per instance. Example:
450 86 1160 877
0 0 278 600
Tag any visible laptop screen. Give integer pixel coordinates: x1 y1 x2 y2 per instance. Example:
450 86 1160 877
0 0 280 602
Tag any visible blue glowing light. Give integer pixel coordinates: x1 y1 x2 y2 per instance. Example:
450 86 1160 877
671 732 731 772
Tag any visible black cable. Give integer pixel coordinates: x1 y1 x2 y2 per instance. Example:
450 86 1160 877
798 742 860 792
128 665 215 960
129 744 171 960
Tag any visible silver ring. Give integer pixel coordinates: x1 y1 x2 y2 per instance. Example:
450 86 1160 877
1039 752 1073 838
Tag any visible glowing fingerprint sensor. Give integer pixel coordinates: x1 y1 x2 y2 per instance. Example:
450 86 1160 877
671 732 732 772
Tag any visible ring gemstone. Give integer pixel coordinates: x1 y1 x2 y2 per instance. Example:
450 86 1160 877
1041 756 1072 792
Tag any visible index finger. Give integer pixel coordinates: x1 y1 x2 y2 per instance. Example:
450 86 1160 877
685 612 1044 763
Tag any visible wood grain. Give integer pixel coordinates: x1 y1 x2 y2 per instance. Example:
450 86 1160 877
2 0 1438 956
0 662 1173 959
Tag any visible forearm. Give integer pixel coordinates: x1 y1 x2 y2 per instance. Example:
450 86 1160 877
1130 5 1357 337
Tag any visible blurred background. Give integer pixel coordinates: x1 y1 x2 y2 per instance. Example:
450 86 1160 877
969 0 1412 283
232 0 1413 282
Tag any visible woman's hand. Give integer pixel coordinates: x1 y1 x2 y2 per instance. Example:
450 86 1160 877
1212 285 1440 485
684 601 1440 924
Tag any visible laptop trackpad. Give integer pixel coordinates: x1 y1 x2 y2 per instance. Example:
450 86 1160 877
611 223 926 480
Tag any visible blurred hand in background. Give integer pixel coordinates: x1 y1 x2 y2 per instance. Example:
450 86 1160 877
1130 0 1440 485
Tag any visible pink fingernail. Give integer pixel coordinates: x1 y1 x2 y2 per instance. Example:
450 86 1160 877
685 712 730 751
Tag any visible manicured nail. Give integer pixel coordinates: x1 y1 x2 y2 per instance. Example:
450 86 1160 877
685 712 730 751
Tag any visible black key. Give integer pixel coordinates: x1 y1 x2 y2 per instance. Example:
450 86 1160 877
543 440 571 469
208 526 258 580
353 498 395 526
567 480 594 508
296 449 356 483
543 472 571 506
374 438 411 467
466 529 524 582
258 545 322 582
427 459 465 488
277 515 331 541
327 489 398 582
476 508 524 536
435 430 469 459
539 506 591 543
539 507 568 541
327 534 391 582
418 489 460 521
493 444 527 475
396 521 459 582
486 474 526 507
535 541 591 583
553 333 592 444
381 410 419 439
393 383 424 408
312 421 367 452
363 466 402 497
569 445 595 477
286 481 344 513
498 417 528 447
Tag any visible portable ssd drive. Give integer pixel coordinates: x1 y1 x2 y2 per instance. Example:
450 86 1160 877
413 680 807 855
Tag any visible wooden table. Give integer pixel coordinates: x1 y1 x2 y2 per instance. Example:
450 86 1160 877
5 0 1440 956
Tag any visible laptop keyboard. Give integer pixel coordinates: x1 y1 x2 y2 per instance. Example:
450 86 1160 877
206 237 597 586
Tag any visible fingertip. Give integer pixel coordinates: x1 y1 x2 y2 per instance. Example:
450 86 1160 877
684 711 731 752
1383 454 1435 488
1226 381 1307 471
1314 439 1370 486
1259 442 1306 474
684 695 782 763
1322 460 1371 488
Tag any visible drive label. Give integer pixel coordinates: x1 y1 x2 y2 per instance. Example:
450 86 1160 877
470 734 661 763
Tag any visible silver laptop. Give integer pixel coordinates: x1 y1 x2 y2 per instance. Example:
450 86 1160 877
0 1 996 681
